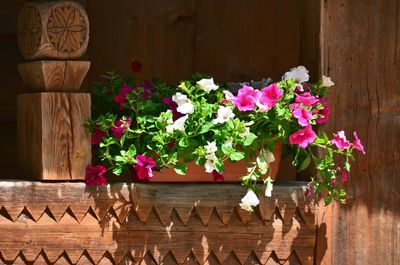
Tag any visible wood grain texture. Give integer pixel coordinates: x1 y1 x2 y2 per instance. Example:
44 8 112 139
315 0 400 264
86 0 304 85
18 1 89 59
18 60 90 92
0 181 317 265
17 93 91 180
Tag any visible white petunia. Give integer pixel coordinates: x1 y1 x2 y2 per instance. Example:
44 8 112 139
204 152 217 173
322 75 335 87
166 115 188 133
172 92 195 114
197 78 219 93
213 106 235 124
261 148 275 163
265 178 274 197
223 90 235 100
205 141 218 154
282 65 310 83
239 189 260 211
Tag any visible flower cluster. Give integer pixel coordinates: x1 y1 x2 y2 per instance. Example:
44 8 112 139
86 66 365 210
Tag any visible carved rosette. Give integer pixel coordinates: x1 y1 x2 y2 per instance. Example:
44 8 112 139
17 1 89 59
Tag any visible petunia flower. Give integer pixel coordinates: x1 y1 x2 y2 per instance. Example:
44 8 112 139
162 97 184 121
172 92 194 114
304 185 314 198
352 131 366 154
85 165 108 186
282 65 310 83
289 126 317 148
213 106 235 124
111 116 132 139
239 189 260 211
212 170 224 182
295 92 319 106
114 84 135 110
166 114 188 133
197 78 219 93
204 152 217 173
265 178 274 197
91 128 106 145
232 85 261 111
134 155 156 180
316 105 331 124
205 141 218 154
331 131 351 149
258 83 283 111
292 106 313 126
322 75 335 87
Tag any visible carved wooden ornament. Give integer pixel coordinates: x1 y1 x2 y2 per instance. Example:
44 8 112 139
18 1 89 59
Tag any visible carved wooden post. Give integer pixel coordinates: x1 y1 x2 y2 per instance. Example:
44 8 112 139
17 1 91 180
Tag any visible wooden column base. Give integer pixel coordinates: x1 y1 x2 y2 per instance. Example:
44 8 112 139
17 93 91 180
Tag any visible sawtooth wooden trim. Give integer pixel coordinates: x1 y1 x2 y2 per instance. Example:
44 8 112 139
0 181 317 265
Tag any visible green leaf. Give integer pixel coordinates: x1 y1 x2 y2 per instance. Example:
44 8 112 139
179 137 189 148
221 143 232 155
174 163 187 175
243 133 257 146
112 166 123 176
256 155 268 174
214 160 224 173
230 152 245 161
199 122 214 134
298 155 311 172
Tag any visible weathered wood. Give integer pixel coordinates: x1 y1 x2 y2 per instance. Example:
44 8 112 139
17 1 89 59
0 181 317 265
17 60 90 92
17 93 91 180
315 0 400 265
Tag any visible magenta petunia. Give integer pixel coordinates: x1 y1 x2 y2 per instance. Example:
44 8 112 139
114 84 135 110
330 178 337 187
331 131 351 149
316 105 331 124
162 97 184 121
341 169 348 182
304 185 314 198
212 170 224 182
292 106 313 126
134 155 156 180
352 131 365 154
91 128 106 145
85 165 108 186
111 117 132 139
232 85 261 111
295 92 319 106
289 126 316 148
258 83 283 111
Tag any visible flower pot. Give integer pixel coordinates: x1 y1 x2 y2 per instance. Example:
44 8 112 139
149 142 282 182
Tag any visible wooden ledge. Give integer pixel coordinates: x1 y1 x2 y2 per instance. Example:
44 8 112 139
0 181 317 265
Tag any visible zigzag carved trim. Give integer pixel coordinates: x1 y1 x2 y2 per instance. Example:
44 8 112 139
0 181 317 265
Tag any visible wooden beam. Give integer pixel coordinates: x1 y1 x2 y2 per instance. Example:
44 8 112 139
0 181 317 265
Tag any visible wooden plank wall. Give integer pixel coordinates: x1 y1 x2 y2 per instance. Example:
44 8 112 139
315 0 400 264
0 182 317 265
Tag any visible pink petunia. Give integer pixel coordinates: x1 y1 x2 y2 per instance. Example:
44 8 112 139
212 170 224 182
91 128 106 145
258 83 283 111
331 131 351 149
316 105 331 124
134 155 156 180
114 84 135 110
289 126 316 148
292 106 313 126
352 131 366 154
295 92 319 106
232 85 261 111
304 185 314 198
341 169 348 182
111 116 132 139
85 165 108 186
